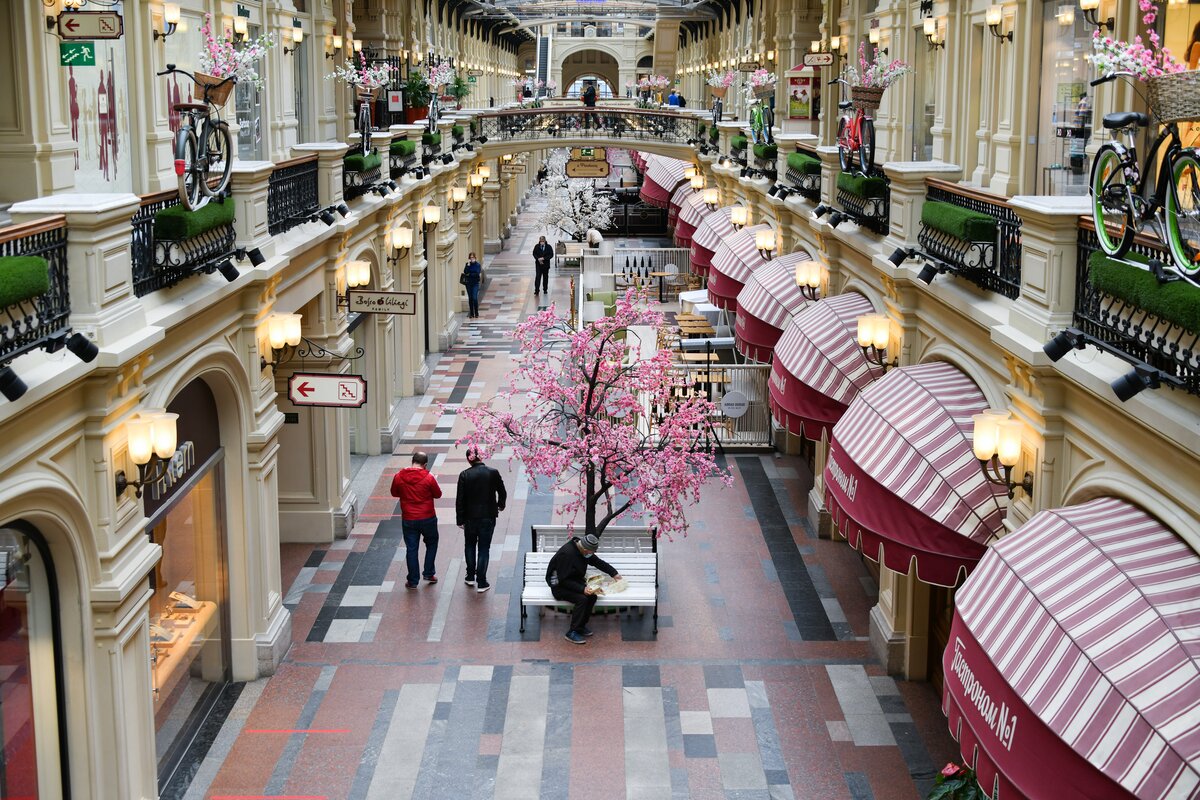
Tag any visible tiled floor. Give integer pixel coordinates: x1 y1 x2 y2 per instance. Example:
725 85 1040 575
178 203 959 800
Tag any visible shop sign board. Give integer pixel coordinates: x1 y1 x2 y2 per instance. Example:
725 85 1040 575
737 60 761 72
565 160 610 178
501 162 527 174
387 90 404 111
288 373 368 408
59 11 124 39
803 52 835 67
347 290 417 315
720 390 749 418
468 69 483 76
60 41 96 66
571 147 605 160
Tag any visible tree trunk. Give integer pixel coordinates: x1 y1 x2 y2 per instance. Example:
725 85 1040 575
585 462 597 538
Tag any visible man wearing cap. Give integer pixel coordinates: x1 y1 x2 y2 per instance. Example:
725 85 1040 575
545 533 622 644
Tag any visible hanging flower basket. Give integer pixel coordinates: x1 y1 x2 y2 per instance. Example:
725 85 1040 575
751 83 775 100
710 86 728 99
1147 70 1200 124
357 85 382 101
195 71 235 108
850 85 885 114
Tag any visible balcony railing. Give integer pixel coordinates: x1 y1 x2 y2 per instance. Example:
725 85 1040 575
917 179 1022 299
343 144 382 201
0 216 71 366
835 164 890 236
131 190 236 297
268 154 320 236
784 146 822 202
474 108 701 146
1074 220 1200 395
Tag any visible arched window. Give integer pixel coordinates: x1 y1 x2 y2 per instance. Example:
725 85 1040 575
566 77 615 99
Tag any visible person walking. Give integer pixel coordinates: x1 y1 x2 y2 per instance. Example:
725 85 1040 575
464 251 483 318
391 451 443 588
455 448 507 592
546 533 623 644
581 81 598 129
532 235 554 296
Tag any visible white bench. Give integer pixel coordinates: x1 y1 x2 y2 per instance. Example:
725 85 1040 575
530 525 658 554
520 551 659 635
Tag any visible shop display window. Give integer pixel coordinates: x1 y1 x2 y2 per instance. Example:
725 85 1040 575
1036 1 1094 195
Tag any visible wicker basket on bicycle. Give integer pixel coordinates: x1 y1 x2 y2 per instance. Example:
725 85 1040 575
356 85 383 102
751 83 775 100
1147 70 1200 124
710 86 729 99
195 72 235 108
850 85 885 114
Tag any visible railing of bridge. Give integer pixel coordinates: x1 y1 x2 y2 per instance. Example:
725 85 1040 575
473 108 701 146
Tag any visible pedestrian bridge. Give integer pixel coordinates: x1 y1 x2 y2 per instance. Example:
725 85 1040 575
470 107 704 161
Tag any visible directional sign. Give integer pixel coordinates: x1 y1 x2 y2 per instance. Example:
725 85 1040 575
571 147 606 160
467 75 477 84
501 162 527 174
60 41 96 67
803 52 835 67
59 11 124 40
565 160 609 178
287 373 368 408
347 290 417 315
468 69 483 77
737 61 761 72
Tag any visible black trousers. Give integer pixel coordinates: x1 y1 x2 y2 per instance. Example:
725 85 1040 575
551 586 597 632
534 262 550 293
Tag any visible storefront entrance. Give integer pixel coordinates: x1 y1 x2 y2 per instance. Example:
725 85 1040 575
927 584 955 696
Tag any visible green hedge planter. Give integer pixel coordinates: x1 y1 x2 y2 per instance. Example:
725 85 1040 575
1090 251 1200 333
698 123 707 135
786 151 821 175
422 132 442 147
752 143 777 161
836 172 888 199
154 197 235 241
709 128 720 143
345 152 383 172
451 125 464 138
921 200 997 243
730 135 748 151
0 256 50 308
390 139 417 157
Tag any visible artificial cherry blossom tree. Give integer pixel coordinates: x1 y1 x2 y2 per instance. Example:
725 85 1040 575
535 149 614 242
458 289 732 540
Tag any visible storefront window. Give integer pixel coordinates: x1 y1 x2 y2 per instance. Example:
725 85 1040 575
911 29 935 161
236 24 264 161
1036 1 1093 195
293 38 311 144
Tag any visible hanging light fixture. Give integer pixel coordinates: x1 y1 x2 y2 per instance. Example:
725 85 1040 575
388 227 413 263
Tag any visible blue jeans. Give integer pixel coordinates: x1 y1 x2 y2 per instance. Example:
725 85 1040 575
463 518 496 584
466 283 480 316
402 517 439 584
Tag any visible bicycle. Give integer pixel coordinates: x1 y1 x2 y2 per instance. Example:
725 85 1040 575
711 93 723 130
158 64 234 211
1089 71 1200 280
355 87 375 155
830 77 875 175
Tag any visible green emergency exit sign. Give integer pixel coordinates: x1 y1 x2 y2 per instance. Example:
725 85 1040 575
60 41 96 67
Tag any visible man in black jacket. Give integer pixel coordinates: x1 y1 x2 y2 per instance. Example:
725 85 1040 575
532 235 554 296
455 449 507 592
545 533 623 644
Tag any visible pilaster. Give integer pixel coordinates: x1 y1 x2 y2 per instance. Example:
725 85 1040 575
291 142 350 207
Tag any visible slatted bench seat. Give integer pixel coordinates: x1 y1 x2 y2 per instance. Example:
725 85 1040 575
530 525 658 554
520 551 659 635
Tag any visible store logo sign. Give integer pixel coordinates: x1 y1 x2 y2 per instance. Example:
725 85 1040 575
950 637 1018 751
770 367 787 396
150 441 195 501
826 454 858 502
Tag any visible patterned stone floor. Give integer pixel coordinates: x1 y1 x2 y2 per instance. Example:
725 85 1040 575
174 205 959 800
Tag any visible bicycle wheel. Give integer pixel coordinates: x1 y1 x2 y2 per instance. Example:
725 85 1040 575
858 118 876 175
837 116 855 173
200 120 233 199
358 101 372 155
1089 145 1135 257
1165 151 1200 279
176 127 206 211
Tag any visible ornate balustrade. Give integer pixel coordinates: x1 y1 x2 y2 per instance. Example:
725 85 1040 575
0 216 71 366
131 190 236 297
835 164 890 236
784 146 822 202
917 179 1022 299
268 154 320 236
473 108 701 146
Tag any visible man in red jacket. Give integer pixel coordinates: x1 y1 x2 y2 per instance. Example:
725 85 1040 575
390 451 443 588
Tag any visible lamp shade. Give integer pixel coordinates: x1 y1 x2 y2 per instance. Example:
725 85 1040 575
332 33 344 49
283 313 302 346
423 205 441 225
164 3 181 24
703 188 719 206
469 173 484 188
755 229 776 253
151 412 180 460
233 16 248 37
684 166 697 181
985 5 1002 26
451 186 467 204
996 418 1023 467
126 415 156 466
1079 0 1099 9
971 409 1010 462
346 260 371 288
924 16 937 35
292 25 303 43
392 227 413 250
794 259 821 288
730 206 749 227
478 165 492 179
690 174 704 190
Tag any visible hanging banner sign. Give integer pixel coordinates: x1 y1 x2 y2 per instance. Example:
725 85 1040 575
565 160 610 178
59 11 124 40
347 290 417 315
803 53 835 67
287 373 368 408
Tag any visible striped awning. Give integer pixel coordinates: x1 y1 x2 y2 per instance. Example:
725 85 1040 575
641 156 690 208
675 191 711 248
667 182 692 229
945 497 1200 800
708 225 771 311
690 207 735 278
824 362 1008 586
768 292 881 438
734 251 817 362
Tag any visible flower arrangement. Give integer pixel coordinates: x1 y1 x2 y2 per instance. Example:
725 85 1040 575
425 61 456 90
198 14 274 91
743 68 777 101
328 51 395 91
637 75 670 91
844 42 912 90
707 70 737 88
926 763 986 800
1091 1 1185 82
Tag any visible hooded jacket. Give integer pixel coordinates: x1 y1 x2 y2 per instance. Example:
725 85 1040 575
390 466 443 520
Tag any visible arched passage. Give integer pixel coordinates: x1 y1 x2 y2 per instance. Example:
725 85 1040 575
560 49 619 97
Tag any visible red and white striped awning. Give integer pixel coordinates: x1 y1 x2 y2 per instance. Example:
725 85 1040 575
675 191 711 248
640 156 690 208
690 207 735 278
631 151 648 171
708 225 771 311
768 292 881 439
734 251 817 362
667 182 692 229
945 497 1200 800
824 362 1008 586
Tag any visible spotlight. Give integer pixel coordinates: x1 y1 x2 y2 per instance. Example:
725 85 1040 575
387 180 397 191
777 187 791 200
767 184 780 197
65 332 99 363
1111 364 1161 402
477 135 487 144
813 203 830 218
336 202 351 217
319 209 336 226
0 366 28 402
828 211 845 227
888 247 912 267
248 247 266 267
465 144 474 151
441 153 454 165
916 262 939 284
217 258 240 282
1043 327 1086 362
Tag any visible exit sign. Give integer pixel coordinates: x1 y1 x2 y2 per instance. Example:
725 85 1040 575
60 41 96 66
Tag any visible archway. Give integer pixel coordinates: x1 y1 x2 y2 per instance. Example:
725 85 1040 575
566 75 616 99
560 49 619 98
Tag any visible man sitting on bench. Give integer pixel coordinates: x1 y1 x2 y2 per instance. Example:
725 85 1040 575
546 533 623 645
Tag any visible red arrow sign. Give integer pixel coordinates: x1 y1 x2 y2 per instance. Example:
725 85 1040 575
63 17 79 32
287 373 368 408
295 381 314 398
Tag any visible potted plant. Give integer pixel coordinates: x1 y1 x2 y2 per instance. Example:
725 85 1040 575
447 73 471 107
403 71 432 124
197 13 273 105
707 70 736 99
843 42 912 114
926 763 986 800
425 61 455 99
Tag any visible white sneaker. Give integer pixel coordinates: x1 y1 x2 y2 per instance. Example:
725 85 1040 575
476 582 491 593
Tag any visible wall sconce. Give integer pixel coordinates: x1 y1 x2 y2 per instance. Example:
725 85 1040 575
283 25 303 55
703 187 719 209
260 312 303 370
730 206 749 230
232 15 249 42
1079 0 1113 32
422 204 442 229
1056 4 1075 26
114 410 180 498
477 164 491 180
388 227 413 263
856 313 897 372
690 174 705 190
353 38 363 53
986 6 1013 43
449 185 467 211
337 260 371 307
45 0 84 31
154 3 180 40
830 35 844 54
810 41 821 54
755 229 776 260
327 32 344 59
793 259 823 301
502 153 513 163
469 172 485 195
684 165 697 181
924 17 945 50
972 410 1034 498
766 50 775 61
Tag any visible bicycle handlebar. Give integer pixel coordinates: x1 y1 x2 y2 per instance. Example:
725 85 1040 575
1090 72 1131 87
156 64 234 90
828 77 846 86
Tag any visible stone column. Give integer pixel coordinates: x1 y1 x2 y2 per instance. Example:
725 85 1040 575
291 142 350 207
482 175 503 253
434 216 461 351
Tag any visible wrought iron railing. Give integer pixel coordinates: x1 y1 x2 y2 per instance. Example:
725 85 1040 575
835 164 890 236
421 142 438 166
785 146 822 202
917 179 1022 299
473 108 701 146
0 216 71 366
342 143 381 201
268 155 320 236
131 190 236 297
1074 220 1200 395
390 150 418 178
